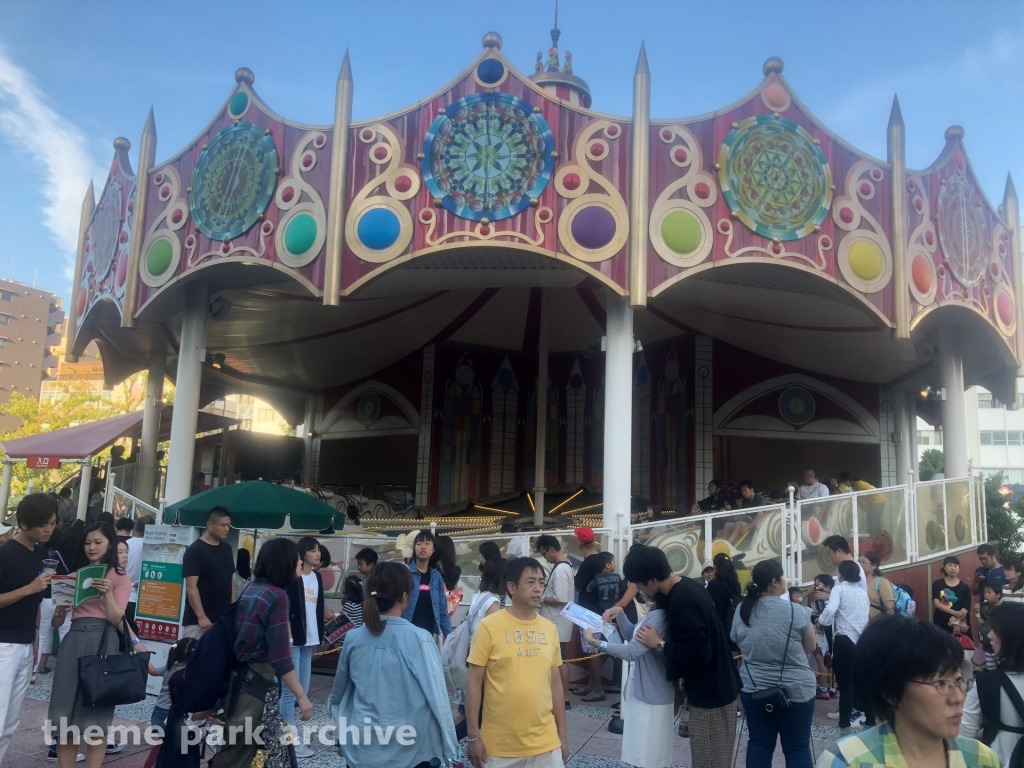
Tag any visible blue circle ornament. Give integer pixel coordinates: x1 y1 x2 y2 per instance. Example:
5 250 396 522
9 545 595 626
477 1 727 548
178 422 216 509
189 122 278 241
476 59 505 85
356 207 402 251
421 92 555 222
719 115 832 242
778 386 816 426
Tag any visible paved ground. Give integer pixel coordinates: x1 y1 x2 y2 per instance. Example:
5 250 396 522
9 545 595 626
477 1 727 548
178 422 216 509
12 673 845 767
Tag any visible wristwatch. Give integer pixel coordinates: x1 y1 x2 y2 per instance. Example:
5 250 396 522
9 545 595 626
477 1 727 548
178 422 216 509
656 640 666 652
599 641 608 652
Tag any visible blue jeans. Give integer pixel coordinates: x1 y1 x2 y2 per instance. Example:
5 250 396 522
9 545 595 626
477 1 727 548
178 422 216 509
740 692 815 768
151 705 170 729
278 645 312 728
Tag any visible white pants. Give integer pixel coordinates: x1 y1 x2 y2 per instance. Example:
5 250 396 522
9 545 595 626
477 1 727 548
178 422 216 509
38 599 70 659
0 642 35 763
486 747 564 768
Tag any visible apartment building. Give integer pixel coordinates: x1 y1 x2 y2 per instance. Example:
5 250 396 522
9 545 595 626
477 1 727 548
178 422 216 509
0 280 64 432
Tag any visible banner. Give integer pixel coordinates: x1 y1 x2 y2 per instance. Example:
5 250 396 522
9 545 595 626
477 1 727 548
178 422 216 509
136 524 198 642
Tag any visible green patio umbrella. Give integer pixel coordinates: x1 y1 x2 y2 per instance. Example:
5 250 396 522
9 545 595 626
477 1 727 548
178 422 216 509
162 481 337 530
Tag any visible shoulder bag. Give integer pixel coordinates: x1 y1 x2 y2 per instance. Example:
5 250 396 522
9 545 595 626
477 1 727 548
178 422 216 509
743 602 795 714
78 617 152 707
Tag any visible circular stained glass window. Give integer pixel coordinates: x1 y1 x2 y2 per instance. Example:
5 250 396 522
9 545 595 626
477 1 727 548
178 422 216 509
719 115 832 241
938 175 989 288
189 122 278 241
421 92 555 222
778 386 816 426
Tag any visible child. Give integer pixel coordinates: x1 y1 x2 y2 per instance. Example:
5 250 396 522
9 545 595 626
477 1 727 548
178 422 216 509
148 637 194 730
978 582 1002 669
701 565 715 586
812 573 838 700
588 552 621 612
342 574 365 628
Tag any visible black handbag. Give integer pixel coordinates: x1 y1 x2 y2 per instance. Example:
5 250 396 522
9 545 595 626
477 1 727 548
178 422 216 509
78 618 152 707
743 602 795 714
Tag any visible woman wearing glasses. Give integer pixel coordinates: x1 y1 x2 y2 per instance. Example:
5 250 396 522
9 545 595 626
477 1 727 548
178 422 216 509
816 615 1000 768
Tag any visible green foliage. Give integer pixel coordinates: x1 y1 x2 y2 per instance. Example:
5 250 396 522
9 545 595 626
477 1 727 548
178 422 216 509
919 449 945 481
984 471 1024 558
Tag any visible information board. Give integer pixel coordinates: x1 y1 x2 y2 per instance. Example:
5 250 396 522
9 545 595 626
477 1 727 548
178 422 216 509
136 524 198 642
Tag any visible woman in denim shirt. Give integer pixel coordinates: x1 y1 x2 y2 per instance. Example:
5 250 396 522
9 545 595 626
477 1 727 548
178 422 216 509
402 531 452 638
328 562 459 768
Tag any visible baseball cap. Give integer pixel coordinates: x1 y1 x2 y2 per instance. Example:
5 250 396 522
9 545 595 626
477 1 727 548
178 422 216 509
574 526 595 544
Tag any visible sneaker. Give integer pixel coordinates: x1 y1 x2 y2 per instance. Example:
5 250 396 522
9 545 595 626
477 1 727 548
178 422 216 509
37 665 52 674
294 745 314 759
827 711 841 720
47 748 84 762
829 689 839 698
816 687 831 700
565 701 572 710
677 722 689 738
106 741 124 754
838 726 856 736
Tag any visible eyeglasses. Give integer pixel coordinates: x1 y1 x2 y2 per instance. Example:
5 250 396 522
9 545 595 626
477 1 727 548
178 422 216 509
909 677 969 696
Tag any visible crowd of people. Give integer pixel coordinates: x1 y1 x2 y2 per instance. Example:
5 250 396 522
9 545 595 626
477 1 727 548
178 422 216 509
689 469 879 515
5 495 1024 768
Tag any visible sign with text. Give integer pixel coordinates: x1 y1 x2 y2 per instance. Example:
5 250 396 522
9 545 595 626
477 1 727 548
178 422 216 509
26 456 62 469
136 524 198 642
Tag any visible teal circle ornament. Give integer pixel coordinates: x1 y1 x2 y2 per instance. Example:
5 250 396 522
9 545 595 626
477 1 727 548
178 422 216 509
422 92 555 222
357 207 401 251
283 214 318 256
229 91 249 118
189 122 278 242
778 386 815 426
718 115 832 241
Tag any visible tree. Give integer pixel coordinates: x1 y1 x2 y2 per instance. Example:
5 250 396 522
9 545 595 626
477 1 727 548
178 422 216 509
983 472 1024 558
919 449 945 481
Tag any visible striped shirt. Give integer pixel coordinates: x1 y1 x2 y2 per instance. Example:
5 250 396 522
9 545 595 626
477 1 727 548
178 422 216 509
1003 587 1024 604
816 723 1000 768
342 600 364 628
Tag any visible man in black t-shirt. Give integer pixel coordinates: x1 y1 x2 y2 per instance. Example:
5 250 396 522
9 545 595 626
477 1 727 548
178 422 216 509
0 494 57 763
181 506 236 639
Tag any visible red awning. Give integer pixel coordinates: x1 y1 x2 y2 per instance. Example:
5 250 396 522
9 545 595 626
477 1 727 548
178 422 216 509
0 409 237 460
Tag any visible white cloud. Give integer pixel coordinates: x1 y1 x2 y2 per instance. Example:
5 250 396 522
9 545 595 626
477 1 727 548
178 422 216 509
0 46 104 278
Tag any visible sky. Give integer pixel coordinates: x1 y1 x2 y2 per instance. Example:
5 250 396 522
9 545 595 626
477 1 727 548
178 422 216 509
1 0 1023 309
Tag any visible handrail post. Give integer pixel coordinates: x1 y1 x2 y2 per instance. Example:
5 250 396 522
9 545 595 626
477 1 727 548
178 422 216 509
851 493 860 559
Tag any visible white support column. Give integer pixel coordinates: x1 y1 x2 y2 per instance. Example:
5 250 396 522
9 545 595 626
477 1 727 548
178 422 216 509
910 396 919 482
103 458 115 513
165 284 209 504
0 461 11 515
533 289 550 526
136 340 166 505
894 391 913 486
938 327 968 478
77 457 91 521
603 294 633 536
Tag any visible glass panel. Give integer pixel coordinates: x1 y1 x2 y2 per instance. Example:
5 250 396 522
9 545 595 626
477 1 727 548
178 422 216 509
981 432 993 445
1010 432 1022 446
944 480 972 549
994 431 1007 445
978 393 994 408
707 506 785 587
915 483 947 557
855 487 907 566
798 496 855 581
447 536 515 601
632 517 707 579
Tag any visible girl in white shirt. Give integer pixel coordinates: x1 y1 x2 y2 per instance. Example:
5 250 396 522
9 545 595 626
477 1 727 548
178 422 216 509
817 559 871 733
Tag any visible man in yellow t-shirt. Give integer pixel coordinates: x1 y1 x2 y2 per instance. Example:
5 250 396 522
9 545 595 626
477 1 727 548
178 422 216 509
466 557 568 768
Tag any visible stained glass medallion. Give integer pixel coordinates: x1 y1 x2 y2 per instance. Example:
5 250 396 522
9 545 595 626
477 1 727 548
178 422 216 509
421 92 555 222
938 175 989 288
719 116 832 241
189 122 278 241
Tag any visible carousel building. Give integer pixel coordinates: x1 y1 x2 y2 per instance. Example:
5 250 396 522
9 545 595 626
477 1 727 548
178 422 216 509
65 28 1021 545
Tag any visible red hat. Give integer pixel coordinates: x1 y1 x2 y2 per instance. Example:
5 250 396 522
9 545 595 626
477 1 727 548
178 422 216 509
574 526 595 544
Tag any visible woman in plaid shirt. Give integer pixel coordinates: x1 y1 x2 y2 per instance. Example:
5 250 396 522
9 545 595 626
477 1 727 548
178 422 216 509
212 538 313 768
816 616 999 768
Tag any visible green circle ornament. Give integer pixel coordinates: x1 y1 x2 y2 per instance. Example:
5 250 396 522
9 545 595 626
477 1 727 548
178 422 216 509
229 92 249 118
284 214 318 256
189 122 278 242
718 115 832 241
146 239 173 277
661 210 703 255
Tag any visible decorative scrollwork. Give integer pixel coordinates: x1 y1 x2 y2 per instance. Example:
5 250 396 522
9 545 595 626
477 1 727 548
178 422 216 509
907 176 938 306
716 218 832 270
346 124 420 263
139 167 189 288
274 130 328 268
554 120 629 263
418 204 552 247
831 160 893 294
649 124 718 269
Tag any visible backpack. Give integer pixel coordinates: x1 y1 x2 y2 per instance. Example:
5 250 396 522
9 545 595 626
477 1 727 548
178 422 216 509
440 595 494 691
875 578 915 617
178 600 240 713
977 670 1024 768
